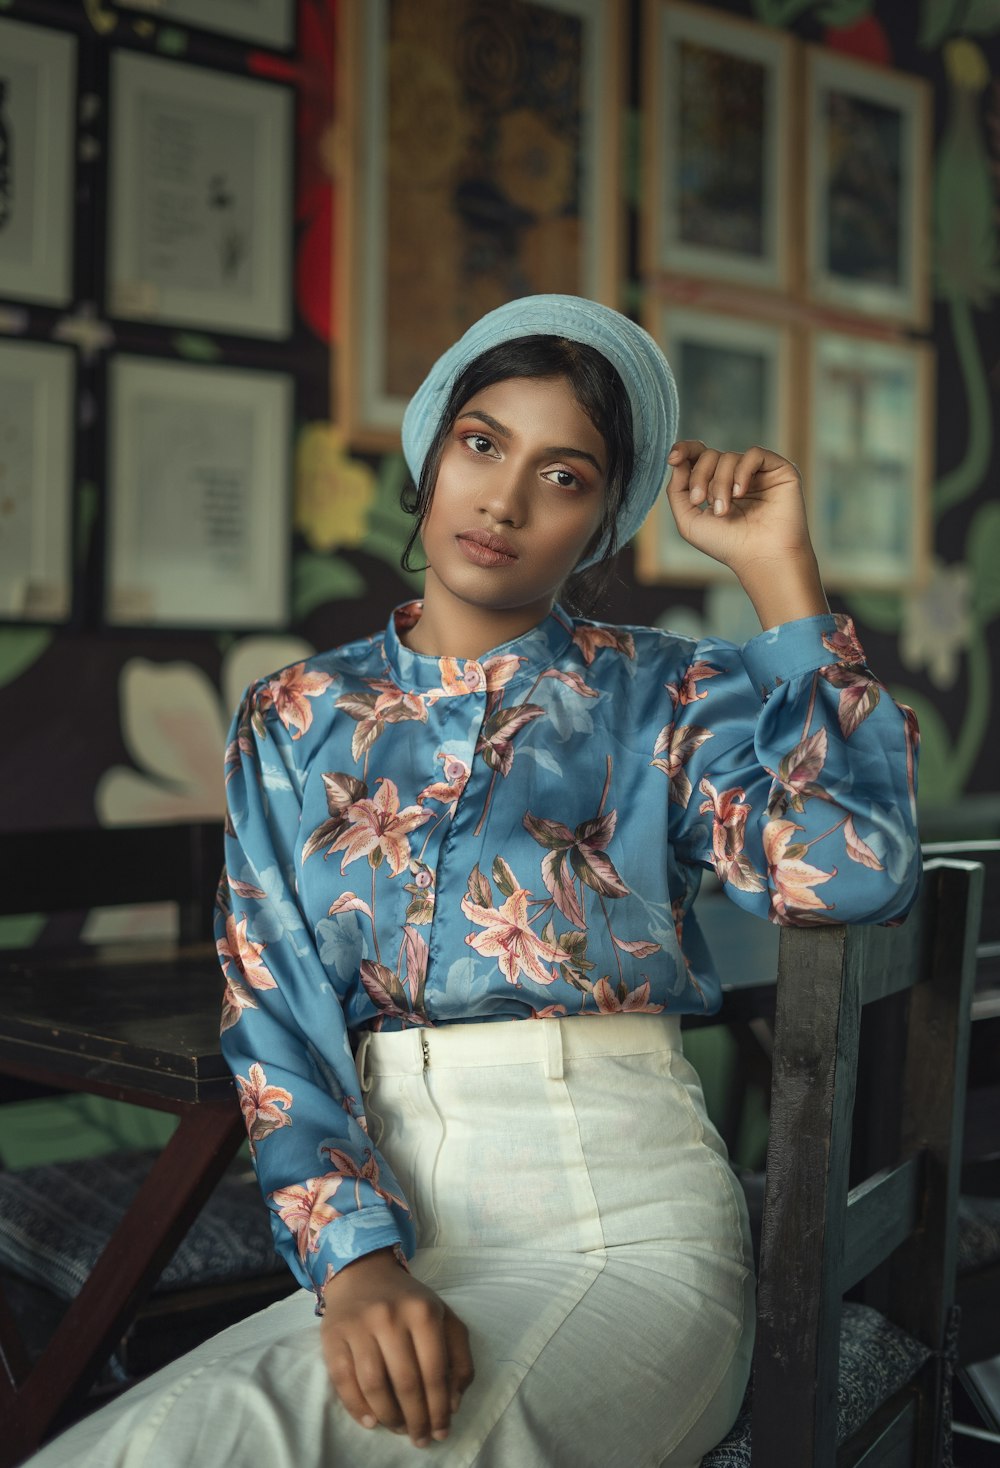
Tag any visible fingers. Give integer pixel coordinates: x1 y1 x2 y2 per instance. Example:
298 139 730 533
323 1294 472 1448
443 1305 475 1414
667 443 771 517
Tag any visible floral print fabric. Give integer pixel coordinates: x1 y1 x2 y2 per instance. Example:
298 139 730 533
216 602 920 1297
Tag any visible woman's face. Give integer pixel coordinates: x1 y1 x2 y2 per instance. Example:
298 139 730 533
419 374 608 626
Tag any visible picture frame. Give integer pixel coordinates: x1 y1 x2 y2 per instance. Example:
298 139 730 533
339 0 625 448
0 18 77 307
0 340 76 623
635 304 795 584
108 51 293 338
805 47 931 328
105 356 293 629
114 0 295 50
804 329 933 591
642 0 795 293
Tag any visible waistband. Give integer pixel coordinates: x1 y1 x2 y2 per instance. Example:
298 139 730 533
355 1012 683 1087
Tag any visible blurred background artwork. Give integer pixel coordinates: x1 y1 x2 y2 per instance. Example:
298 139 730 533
0 0 998 1155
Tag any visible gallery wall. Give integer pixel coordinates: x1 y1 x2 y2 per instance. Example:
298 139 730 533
0 0 998 860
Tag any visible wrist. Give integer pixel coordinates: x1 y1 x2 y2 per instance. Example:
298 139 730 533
321 1246 403 1302
736 551 829 631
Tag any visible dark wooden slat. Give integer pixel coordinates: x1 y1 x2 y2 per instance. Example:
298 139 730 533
841 1158 921 1293
0 823 223 940
752 922 859 1468
4 1101 245 1465
889 862 983 1351
837 1391 917 1467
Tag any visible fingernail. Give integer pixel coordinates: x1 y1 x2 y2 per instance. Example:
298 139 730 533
714 498 725 515
732 482 743 496
361 1414 376 1429
432 1428 450 1441
413 1436 430 1448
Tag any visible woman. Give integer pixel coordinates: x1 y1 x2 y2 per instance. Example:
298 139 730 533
30 296 919 1466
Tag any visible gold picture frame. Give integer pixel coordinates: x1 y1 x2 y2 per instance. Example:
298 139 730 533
337 0 626 450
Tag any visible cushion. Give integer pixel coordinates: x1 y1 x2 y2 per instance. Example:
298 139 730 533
702 1303 932 1466
957 1195 1000 1273
0 1150 281 1300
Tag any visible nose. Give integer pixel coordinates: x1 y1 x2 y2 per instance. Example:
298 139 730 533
478 459 530 528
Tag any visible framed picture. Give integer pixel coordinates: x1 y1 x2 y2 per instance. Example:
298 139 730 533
114 0 295 50
804 329 933 590
805 48 931 328
0 19 76 307
642 0 794 293
0 340 76 622
339 0 625 447
108 51 293 338
636 305 795 584
105 356 293 628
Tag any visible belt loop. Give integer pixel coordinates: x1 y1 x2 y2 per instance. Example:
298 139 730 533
356 1032 373 1094
543 1020 564 1080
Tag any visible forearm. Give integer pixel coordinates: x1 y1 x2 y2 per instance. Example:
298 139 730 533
737 548 829 632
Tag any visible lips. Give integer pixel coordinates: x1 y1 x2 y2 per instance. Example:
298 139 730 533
455 530 518 568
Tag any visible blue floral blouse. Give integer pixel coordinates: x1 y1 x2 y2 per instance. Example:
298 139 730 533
216 601 920 1298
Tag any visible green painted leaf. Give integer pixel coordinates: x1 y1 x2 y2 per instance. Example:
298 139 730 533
0 628 52 690
921 0 1000 45
815 0 873 24
0 914 45 950
156 26 189 55
360 453 424 590
967 501 1000 620
172 333 221 362
76 480 99 569
292 553 366 620
842 590 903 634
889 684 955 803
919 0 962 47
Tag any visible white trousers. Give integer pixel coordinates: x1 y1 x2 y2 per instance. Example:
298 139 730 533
29 1014 754 1467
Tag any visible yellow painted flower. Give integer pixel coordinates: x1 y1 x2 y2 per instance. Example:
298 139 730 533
944 39 989 91
294 424 375 553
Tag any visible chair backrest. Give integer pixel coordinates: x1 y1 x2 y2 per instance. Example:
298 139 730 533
0 823 223 942
751 858 984 1467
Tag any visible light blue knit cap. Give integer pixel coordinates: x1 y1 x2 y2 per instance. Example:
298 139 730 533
401 294 679 570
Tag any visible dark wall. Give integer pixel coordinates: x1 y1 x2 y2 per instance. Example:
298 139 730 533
0 0 997 840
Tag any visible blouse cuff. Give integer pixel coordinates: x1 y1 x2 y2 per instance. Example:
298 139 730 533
739 613 865 700
308 1206 408 1309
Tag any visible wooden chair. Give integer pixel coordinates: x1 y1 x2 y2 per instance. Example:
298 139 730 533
0 823 295 1446
702 857 984 1467
921 841 1000 1436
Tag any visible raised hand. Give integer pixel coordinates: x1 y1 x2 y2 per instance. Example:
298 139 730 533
320 1247 474 1449
664 440 828 629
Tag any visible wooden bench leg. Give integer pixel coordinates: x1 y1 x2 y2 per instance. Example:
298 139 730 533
1 1101 245 1466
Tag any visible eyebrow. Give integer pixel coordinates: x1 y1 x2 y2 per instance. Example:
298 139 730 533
457 409 605 475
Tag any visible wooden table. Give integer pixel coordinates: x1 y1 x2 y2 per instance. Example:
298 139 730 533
0 941 245 1465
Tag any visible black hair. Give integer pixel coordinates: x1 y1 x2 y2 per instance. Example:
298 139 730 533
400 335 635 615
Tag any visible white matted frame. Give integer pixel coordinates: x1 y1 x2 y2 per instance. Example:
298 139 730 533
108 51 293 337
642 0 795 293
636 304 795 584
0 19 76 307
805 329 933 591
114 0 295 49
805 47 931 328
106 356 293 628
0 340 75 622
339 0 625 448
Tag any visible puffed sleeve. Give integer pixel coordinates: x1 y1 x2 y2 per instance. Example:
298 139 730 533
215 681 416 1304
661 613 920 924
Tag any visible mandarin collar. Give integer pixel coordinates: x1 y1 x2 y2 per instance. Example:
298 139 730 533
380 600 575 694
